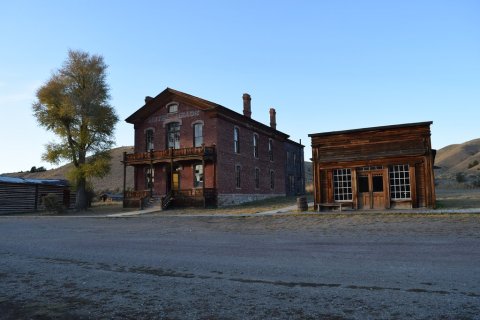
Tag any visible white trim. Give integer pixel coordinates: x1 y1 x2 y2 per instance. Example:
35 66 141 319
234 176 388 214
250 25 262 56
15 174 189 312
163 119 182 128
166 102 179 113
191 120 204 127
143 127 155 133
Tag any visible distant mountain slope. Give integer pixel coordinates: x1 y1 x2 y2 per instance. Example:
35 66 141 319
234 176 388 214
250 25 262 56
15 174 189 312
435 138 480 179
2 146 134 193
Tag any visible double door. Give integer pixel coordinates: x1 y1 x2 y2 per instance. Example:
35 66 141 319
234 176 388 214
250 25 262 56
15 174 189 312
358 171 386 209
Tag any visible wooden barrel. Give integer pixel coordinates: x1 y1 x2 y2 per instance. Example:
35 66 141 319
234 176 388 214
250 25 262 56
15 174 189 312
296 196 308 211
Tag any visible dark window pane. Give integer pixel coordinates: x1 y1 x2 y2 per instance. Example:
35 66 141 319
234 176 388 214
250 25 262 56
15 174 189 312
372 176 383 192
359 176 369 193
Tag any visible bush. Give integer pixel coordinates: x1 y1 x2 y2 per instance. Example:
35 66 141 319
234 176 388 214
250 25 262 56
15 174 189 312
456 172 466 183
42 193 64 214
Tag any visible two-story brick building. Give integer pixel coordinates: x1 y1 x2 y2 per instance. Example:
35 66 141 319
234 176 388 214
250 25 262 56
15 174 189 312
122 88 304 208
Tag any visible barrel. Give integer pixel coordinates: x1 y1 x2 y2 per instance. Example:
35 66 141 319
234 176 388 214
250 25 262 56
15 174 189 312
296 196 308 212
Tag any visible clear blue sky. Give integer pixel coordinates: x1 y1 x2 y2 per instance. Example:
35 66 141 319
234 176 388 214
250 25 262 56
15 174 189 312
1 0 479 173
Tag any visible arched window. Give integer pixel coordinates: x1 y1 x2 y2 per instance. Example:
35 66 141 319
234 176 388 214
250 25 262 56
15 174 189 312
167 103 178 113
167 122 180 149
193 123 203 147
253 133 259 158
145 129 154 151
234 127 240 153
268 139 273 161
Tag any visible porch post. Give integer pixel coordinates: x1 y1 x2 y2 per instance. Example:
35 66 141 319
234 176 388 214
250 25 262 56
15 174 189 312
149 149 154 198
122 151 127 208
170 147 173 194
202 157 206 208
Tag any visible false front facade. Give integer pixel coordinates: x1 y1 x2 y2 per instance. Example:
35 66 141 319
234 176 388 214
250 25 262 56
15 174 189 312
309 122 436 211
123 88 305 208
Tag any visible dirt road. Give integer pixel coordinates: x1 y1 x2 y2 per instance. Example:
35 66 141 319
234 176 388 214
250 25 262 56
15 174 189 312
1 213 479 319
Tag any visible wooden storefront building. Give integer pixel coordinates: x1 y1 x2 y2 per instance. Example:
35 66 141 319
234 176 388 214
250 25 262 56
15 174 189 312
123 88 305 209
309 122 436 211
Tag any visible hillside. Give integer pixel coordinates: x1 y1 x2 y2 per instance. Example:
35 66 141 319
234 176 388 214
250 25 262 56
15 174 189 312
435 138 480 180
2 146 135 194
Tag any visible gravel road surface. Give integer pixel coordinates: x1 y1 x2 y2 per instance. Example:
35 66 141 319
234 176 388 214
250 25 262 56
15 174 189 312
1 213 479 319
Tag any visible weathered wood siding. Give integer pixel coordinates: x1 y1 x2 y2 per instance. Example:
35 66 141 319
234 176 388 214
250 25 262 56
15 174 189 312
309 122 436 210
0 182 75 214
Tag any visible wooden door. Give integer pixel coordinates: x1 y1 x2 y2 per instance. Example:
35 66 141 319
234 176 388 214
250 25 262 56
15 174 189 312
358 171 385 209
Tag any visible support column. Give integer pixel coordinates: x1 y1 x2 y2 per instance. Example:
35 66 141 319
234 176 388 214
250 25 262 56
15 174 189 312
122 152 127 208
202 157 206 208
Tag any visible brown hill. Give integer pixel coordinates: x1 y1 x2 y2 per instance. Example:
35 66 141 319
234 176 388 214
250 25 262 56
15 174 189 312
2 146 135 194
435 138 480 179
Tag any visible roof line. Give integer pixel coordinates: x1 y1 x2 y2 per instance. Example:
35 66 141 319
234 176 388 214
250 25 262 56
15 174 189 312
308 121 433 137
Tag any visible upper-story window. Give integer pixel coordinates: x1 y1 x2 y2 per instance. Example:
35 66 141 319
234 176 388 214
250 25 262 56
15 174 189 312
145 129 154 152
167 122 180 149
293 153 297 169
268 139 273 161
253 134 259 158
193 123 203 147
167 103 178 113
234 127 240 154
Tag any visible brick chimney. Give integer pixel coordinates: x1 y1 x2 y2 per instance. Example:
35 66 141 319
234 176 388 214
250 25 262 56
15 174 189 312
243 93 251 118
145 96 153 104
269 108 276 130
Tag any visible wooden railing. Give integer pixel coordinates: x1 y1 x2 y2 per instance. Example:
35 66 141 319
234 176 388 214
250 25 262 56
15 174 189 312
124 190 150 199
125 146 216 164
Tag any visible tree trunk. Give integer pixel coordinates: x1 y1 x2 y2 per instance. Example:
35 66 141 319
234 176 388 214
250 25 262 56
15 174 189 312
75 176 88 211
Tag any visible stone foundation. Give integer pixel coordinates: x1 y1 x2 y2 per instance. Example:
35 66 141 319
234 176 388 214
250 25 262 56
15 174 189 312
217 193 284 207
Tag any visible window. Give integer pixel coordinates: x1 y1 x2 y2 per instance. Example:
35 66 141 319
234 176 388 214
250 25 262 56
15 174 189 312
289 175 295 193
193 164 203 188
167 122 180 149
287 151 291 168
193 123 203 147
234 127 240 153
270 170 275 189
168 103 178 113
390 164 411 199
145 129 154 151
145 167 154 189
333 168 352 201
268 139 273 161
255 168 260 189
253 134 259 158
235 165 241 188
293 153 297 169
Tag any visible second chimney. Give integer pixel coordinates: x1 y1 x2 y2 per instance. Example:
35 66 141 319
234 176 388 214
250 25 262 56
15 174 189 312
269 108 276 130
243 93 251 118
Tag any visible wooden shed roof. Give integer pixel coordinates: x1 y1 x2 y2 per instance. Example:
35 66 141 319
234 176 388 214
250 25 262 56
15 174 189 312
0 176 70 187
308 121 433 138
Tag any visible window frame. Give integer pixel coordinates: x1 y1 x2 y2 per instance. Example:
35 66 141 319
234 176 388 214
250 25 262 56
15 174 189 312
234 127 240 154
270 170 275 190
193 122 203 147
145 128 154 152
333 168 353 202
253 133 259 158
254 167 260 189
167 103 178 113
389 164 411 200
268 139 273 161
167 122 181 149
235 165 241 189
193 163 204 188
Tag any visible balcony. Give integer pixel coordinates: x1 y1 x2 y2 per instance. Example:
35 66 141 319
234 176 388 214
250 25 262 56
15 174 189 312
124 145 216 165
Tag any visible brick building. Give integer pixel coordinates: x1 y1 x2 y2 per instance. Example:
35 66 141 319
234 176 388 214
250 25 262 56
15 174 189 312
123 88 305 208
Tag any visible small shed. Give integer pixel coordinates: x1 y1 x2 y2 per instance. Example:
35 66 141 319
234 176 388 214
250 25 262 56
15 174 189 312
0 177 75 214
308 122 436 211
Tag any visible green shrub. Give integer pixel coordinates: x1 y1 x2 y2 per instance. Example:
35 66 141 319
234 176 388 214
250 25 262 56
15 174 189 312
42 193 64 214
